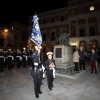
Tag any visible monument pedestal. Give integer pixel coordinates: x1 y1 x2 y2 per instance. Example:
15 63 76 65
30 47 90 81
53 45 74 68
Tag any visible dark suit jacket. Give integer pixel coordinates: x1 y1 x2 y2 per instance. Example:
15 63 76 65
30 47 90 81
31 50 43 69
44 59 55 75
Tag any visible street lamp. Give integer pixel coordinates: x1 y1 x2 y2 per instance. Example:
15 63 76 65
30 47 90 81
4 29 8 32
3 29 8 38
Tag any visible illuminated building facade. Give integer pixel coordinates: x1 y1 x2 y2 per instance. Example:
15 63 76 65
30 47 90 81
28 0 100 52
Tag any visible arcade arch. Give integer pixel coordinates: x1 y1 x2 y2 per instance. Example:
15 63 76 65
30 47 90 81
89 40 98 49
79 40 87 51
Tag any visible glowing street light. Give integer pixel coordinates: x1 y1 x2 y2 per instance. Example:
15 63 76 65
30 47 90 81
4 29 8 32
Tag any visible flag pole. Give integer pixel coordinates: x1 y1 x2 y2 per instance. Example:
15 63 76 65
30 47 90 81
35 11 37 15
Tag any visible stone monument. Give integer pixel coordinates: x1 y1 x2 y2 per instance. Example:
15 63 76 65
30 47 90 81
53 32 73 67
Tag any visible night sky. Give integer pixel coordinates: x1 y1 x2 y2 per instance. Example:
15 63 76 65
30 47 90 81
0 0 68 27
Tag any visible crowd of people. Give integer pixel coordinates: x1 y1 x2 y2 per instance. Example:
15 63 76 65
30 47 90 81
31 45 100 98
0 48 33 72
0 46 99 98
73 46 99 74
0 46 56 98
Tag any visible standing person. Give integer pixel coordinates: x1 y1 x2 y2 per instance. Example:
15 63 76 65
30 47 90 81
90 48 99 74
78 46 86 70
44 52 56 91
31 46 44 98
22 50 28 68
13 50 17 65
3 51 7 68
19 50 23 67
30 49 34 68
0 49 5 72
27 50 31 65
16 49 22 69
7 49 14 70
12 50 15 68
73 49 80 73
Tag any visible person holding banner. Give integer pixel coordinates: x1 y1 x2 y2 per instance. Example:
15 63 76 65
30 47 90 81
31 46 44 98
30 15 44 98
44 52 56 91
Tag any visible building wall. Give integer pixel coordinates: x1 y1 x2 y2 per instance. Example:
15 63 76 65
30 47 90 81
1 21 28 51
69 36 100 50
28 0 100 52
0 27 14 50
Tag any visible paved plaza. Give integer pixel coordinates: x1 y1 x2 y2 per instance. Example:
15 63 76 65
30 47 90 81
0 61 100 100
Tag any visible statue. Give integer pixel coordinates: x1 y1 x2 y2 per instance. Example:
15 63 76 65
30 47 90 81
58 32 70 45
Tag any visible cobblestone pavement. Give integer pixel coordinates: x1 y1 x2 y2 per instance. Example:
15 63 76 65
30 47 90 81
0 61 100 100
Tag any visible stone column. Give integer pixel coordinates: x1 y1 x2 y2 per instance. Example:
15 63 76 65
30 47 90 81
86 18 89 36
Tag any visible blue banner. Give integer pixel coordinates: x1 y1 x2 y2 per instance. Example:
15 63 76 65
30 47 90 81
30 15 42 46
